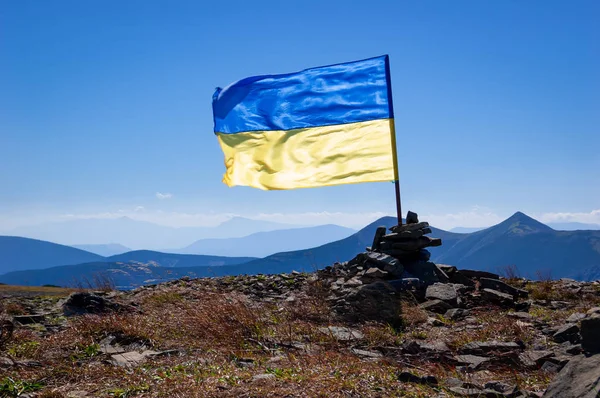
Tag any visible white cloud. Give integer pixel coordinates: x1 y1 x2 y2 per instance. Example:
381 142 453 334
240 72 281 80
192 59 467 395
537 209 600 225
155 192 173 200
134 206 145 212
420 206 504 230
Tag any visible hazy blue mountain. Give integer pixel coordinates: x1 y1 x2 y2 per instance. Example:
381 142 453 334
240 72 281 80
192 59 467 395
177 225 356 257
0 261 266 289
0 236 104 274
71 243 131 257
450 227 486 233
435 212 600 279
4 212 599 287
547 222 600 231
6 216 299 250
107 250 256 267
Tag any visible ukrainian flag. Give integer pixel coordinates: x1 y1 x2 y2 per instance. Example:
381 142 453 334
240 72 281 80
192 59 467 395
212 55 397 190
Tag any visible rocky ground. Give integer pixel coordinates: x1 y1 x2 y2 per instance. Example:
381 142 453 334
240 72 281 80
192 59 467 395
1 260 600 398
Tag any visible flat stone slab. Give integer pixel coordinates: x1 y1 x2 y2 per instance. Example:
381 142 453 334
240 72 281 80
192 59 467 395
319 326 364 341
454 354 490 370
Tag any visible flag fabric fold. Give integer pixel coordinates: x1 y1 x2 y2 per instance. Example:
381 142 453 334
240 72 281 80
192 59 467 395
212 55 396 190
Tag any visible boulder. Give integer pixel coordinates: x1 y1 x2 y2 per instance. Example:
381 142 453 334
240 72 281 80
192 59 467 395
542 354 600 397
581 315 600 354
425 283 459 307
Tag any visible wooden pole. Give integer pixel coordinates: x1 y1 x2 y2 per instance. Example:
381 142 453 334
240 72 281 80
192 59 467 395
384 55 403 226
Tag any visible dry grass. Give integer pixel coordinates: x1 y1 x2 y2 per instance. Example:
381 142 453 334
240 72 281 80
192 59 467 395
2 277 592 397
0 284 75 297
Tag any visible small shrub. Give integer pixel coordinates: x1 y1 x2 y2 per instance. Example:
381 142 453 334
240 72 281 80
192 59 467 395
8 341 41 358
4 303 27 316
0 377 44 397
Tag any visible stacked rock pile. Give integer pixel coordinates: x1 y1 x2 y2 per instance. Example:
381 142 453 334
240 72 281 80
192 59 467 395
317 210 536 326
370 210 441 264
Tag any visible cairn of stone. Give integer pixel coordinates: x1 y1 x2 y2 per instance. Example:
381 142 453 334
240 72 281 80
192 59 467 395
317 210 534 326
369 211 443 279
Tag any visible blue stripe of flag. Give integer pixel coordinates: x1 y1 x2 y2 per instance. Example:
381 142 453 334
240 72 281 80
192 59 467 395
212 55 392 134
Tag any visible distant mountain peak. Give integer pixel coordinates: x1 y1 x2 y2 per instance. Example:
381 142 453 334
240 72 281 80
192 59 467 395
499 211 552 234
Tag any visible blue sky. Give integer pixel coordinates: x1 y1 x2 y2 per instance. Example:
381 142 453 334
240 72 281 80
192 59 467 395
1 0 599 230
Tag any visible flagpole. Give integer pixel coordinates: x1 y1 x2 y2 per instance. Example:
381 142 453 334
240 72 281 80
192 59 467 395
385 55 403 226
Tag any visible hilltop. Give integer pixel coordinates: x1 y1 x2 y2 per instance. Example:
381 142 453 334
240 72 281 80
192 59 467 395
1 260 599 397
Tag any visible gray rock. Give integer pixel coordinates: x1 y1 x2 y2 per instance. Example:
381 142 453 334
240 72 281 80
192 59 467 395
540 361 562 374
110 350 160 367
426 283 459 306
460 341 521 355
362 267 388 279
319 326 364 341
361 252 404 278
371 226 387 251
519 350 555 368
542 354 600 397
390 221 429 233
406 211 419 224
481 288 514 307
351 348 383 358
480 278 529 299
389 236 442 251
252 373 276 381
565 312 587 323
485 381 518 395
586 307 600 315
454 354 490 370
581 315 600 354
420 299 453 314
402 340 450 354
447 386 485 397
404 261 450 284
445 378 464 387
445 308 471 320
509 312 533 320
553 324 580 344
